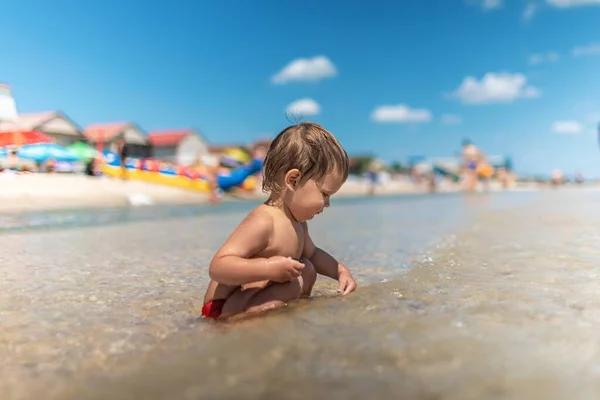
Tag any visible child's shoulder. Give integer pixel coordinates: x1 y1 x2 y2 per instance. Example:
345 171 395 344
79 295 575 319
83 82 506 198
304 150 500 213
239 204 276 230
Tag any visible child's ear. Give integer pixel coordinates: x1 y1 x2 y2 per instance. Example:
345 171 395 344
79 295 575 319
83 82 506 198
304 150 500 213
284 169 301 189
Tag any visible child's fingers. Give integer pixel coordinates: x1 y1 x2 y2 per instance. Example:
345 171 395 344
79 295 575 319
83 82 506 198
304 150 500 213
292 261 305 271
338 278 356 295
343 282 355 295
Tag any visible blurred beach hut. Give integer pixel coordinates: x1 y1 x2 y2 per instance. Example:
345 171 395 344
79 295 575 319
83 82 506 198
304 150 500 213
0 111 84 147
148 128 209 166
0 83 84 146
84 122 152 158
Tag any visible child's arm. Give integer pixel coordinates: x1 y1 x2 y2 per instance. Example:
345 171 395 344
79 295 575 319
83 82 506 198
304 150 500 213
209 210 304 285
302 223 357 295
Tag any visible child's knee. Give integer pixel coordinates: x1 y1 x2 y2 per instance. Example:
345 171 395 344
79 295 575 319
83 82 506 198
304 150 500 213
300 258 317 296
244 279 302 314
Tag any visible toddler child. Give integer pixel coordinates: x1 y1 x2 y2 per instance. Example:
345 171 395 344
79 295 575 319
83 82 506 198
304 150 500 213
202 122 357 319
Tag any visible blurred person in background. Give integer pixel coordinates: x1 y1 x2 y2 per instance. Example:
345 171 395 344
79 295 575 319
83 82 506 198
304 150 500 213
116 137 128 180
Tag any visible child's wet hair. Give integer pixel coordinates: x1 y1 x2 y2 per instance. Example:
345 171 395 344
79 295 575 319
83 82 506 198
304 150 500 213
262 122 349 193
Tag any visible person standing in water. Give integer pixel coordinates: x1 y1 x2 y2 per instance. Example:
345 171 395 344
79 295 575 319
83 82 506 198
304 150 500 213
366 159 379 196
461 140 479 192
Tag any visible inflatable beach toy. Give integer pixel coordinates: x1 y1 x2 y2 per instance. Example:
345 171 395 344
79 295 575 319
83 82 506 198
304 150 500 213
224 147 251 164
100 150 263 193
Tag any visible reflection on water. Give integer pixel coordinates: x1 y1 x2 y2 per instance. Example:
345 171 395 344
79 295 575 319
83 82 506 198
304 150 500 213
11 190 594 400
0 200 259 233
0 191 528 234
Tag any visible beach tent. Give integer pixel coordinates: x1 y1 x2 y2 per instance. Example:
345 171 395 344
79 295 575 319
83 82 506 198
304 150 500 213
0 130 54 147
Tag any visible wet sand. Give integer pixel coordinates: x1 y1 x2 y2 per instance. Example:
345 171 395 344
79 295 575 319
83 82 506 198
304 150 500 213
4 190 600 399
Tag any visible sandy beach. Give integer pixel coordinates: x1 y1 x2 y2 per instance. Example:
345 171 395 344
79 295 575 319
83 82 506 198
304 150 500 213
0 174 214 213
0 173 465 214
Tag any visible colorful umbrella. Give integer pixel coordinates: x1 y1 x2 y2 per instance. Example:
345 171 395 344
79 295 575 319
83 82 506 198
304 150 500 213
0 130 54 147
67 141 100 161
17 143 80 163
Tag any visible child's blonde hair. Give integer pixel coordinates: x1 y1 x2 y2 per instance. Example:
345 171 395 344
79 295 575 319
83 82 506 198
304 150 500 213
262 122 349 194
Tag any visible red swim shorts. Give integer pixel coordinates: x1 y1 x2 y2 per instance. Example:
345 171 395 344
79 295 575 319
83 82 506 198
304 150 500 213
201 299 226 319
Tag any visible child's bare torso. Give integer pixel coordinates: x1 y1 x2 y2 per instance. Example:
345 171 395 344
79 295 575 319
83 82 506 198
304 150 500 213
204 204 305 303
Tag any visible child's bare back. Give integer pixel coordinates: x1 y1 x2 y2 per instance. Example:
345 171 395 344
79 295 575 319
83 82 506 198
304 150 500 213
201 122 357 320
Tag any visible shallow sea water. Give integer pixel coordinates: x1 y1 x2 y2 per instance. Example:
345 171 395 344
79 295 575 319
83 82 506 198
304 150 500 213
4 190 600 399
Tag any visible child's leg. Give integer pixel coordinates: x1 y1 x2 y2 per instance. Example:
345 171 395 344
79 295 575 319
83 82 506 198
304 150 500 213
220 258 317 318
298 257 317 297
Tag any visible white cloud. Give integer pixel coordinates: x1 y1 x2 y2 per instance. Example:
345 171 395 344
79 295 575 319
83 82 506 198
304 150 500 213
572 43 600 57
547 52 560 62
449 72 540 105
285 98 321 117
552 120 584 134
546 0 600 7
528 54 544 65
528 52 559 65
271 56 337 84
371 104 432 123
525 1 600 21
523 3 538 20
482 0 503 9
468 0 502 10
442 114 463 125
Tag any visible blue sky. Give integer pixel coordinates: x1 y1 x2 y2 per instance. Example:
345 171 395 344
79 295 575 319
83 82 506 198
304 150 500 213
1 0 599 176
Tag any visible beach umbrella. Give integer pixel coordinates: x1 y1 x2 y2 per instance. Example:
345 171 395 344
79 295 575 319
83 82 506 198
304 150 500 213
17 143 80 163
0 130 54 147
67 141 100 161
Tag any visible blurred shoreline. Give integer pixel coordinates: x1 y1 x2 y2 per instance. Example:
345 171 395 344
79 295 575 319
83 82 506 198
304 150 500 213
0 173 557 214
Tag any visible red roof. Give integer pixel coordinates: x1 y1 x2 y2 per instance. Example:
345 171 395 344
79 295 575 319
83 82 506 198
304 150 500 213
84 122 130 142
147 129 194 147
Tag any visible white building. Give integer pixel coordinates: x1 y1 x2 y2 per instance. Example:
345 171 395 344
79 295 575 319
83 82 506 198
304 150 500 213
148 129 209 165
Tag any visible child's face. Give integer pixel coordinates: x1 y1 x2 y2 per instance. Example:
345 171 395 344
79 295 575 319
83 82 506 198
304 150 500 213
285 172 344 222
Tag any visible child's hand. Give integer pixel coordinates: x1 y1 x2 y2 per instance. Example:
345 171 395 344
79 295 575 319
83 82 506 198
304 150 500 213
267 256 305 283
337 267 357 295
